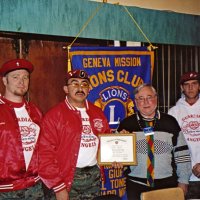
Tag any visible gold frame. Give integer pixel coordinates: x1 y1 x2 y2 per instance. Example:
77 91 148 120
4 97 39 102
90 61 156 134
98 133 137 166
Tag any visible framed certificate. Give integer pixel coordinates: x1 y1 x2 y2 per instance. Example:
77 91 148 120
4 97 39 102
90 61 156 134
98 133 137 165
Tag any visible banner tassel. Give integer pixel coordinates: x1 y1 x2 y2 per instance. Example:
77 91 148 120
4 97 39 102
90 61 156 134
67 46 71 72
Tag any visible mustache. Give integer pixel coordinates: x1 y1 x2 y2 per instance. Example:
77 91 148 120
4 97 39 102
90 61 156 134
75 91 85 95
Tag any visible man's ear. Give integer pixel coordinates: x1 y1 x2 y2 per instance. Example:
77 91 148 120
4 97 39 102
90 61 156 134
2 77 7 86
180 85 184 93
63 85 69 94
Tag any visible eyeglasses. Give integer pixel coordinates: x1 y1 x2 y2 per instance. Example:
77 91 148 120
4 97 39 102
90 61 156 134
135 95 157 103
67 82 90 89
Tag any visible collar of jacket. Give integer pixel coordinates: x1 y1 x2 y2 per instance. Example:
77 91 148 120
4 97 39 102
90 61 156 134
64 96 89 111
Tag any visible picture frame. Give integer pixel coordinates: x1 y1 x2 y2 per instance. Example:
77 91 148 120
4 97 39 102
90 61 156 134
98 133 137 166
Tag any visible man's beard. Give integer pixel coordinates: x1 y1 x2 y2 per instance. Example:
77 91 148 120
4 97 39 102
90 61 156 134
14 89 27 97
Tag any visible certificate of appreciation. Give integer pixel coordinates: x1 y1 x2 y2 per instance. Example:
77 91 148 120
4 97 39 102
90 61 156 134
98 133 137 165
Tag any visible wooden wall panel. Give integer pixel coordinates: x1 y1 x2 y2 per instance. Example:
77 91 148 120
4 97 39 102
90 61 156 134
28 40 67 114
0 37 68 114
0 37 17 96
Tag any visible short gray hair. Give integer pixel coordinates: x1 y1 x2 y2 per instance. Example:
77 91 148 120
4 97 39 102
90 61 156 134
134 83 157 96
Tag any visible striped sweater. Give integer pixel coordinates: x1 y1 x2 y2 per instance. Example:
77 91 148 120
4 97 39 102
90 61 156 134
117 111 191 184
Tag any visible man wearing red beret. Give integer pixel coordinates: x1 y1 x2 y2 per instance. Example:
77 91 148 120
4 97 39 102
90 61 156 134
38 69 121 200
0 59 44 199
168 71 200 199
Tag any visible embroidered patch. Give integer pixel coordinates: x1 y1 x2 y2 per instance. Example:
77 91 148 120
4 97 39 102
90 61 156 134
93 119 103 132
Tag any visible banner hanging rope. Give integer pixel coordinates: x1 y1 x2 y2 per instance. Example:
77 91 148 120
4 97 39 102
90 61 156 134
123 6 157 51
67 2 157 70
67 3 104 71
68 3 104 48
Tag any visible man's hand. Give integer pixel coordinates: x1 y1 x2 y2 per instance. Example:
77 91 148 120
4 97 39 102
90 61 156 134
192 163 200 178
111 161 123 169
178 183 188 196
55 189 69 200
118 129 129 134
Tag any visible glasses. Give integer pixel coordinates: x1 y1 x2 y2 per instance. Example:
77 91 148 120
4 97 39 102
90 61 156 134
67 82 90 89
135 95 157 103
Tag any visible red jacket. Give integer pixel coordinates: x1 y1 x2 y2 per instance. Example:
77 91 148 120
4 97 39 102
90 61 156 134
0 97 43 191
38 99 110 193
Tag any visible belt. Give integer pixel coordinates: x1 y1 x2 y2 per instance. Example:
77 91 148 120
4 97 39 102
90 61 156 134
76 165 97 172
127 175 177 186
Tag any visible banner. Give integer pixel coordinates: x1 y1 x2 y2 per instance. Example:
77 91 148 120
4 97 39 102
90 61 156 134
69 46 154 199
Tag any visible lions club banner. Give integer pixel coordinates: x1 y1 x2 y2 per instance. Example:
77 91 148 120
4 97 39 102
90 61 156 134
69 46 154 199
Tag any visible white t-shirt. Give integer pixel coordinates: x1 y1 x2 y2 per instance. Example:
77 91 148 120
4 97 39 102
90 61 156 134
76 107 99 168
14 105 40 170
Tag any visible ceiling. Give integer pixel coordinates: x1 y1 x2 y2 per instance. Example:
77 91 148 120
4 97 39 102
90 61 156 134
91 0 200 15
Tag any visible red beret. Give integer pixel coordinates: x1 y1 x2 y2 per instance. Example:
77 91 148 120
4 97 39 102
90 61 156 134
66 70 90 81
0 59 34 76
180 71 200 85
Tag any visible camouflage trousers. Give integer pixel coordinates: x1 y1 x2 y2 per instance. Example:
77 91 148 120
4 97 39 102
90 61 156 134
42 183 56 200
69 165 101 200
0 181 44 200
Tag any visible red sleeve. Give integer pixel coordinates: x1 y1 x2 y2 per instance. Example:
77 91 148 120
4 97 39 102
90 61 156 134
38 113 66 191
